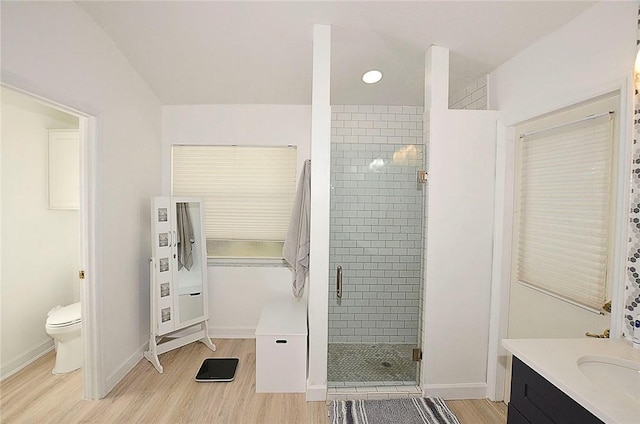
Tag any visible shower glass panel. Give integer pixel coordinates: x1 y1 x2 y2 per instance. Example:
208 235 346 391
328 105 425 387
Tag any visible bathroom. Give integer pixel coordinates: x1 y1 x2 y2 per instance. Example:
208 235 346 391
1 87 82 379
0 2 638 422
159 13 636 408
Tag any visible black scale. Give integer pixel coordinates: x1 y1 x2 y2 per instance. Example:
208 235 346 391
195 358 239 382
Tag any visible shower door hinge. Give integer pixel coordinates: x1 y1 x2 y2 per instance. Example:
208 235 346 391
78 270 85 280
412 348 422 362
417 170 427 184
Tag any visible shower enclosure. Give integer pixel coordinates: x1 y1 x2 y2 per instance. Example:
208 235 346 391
327 104 425 388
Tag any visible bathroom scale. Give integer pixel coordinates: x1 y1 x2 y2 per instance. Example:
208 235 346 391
195 358 239 382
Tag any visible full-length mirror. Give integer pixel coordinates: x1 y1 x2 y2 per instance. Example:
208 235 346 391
174 201 205 325
146 196 214 373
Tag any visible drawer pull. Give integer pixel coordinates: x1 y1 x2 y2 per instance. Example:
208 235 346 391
276 339 288 344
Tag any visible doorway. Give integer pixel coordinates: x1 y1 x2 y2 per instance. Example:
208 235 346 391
0 85 98 399
487 88 630 402
507 93 621 340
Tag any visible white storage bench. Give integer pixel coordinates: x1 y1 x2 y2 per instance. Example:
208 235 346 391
255 296 307 393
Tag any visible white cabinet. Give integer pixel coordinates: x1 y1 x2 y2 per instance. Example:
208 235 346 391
144 197 215 372
255 296 307 393
48 129 79 210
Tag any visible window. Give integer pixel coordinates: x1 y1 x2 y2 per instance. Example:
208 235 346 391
514 105 615 312
171 145 297 258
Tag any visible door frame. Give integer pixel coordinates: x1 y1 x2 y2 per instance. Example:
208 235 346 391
2 83 102 399
485 77 632 401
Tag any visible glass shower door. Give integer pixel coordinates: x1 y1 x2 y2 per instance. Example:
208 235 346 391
327 105 425 388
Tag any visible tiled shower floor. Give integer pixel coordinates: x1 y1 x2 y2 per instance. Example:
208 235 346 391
327 343 418 387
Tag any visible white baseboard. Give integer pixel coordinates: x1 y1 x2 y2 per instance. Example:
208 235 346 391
104 342 146 396
422 382 487 400
0 339 55 381
210 326 256 339
306 383 327 401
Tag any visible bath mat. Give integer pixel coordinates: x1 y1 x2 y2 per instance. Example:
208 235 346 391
329 397 461 424
194 358 238 382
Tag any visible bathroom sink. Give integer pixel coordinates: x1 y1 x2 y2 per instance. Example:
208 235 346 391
577 355 640 403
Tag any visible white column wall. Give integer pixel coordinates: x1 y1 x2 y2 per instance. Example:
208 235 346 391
422 46 499 399
307 24 331 401
424 46 450 111
423 109 498 399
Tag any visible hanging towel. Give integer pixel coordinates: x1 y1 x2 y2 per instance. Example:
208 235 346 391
283 159 311 299
176 203 195 271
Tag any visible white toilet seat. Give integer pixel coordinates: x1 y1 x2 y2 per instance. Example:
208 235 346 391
46 302 81 328
46 319 81 329
45 321 81 335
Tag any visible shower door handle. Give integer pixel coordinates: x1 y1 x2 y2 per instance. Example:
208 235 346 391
337 266 343 299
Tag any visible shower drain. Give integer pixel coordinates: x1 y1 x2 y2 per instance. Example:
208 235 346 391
381 361 392 368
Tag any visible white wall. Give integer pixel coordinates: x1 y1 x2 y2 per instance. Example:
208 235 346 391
1 88 80 378
162 105 312 337
489 0 636 335
162 105 311 194
423 108 498 399
487 0 636 400
208 267 293 337
489 1 636 125
1 2 162 396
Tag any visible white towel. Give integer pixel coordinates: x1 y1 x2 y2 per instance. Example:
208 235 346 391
176 203 194 271
283 159 311 299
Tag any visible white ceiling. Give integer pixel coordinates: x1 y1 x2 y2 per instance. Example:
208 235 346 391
76 1 596 106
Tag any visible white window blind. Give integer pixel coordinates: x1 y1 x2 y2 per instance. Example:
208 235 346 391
172 145 297 243
517 113 614 311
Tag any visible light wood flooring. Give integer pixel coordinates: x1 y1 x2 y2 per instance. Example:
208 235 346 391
1 339 506 423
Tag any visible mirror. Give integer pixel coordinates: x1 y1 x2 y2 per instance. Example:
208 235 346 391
174 201 205 325
146 197 215 373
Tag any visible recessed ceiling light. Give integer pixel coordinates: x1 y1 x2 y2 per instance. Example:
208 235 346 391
362 70 383 84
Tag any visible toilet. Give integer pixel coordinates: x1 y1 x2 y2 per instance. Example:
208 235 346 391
45 302 82 374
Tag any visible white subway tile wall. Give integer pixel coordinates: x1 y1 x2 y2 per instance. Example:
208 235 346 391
449 75 488 110
329 105 425 344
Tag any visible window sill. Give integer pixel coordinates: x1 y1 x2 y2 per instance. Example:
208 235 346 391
207 257 288 267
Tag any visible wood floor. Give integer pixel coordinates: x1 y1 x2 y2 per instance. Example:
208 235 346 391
447 398 507 424
1 339 506 423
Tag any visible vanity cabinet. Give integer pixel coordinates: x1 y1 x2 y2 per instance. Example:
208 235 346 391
508 357 603 424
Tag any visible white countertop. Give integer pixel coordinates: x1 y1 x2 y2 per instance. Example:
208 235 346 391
502 338 640 424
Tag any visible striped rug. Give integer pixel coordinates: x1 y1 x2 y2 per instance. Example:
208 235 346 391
329 397 461 424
